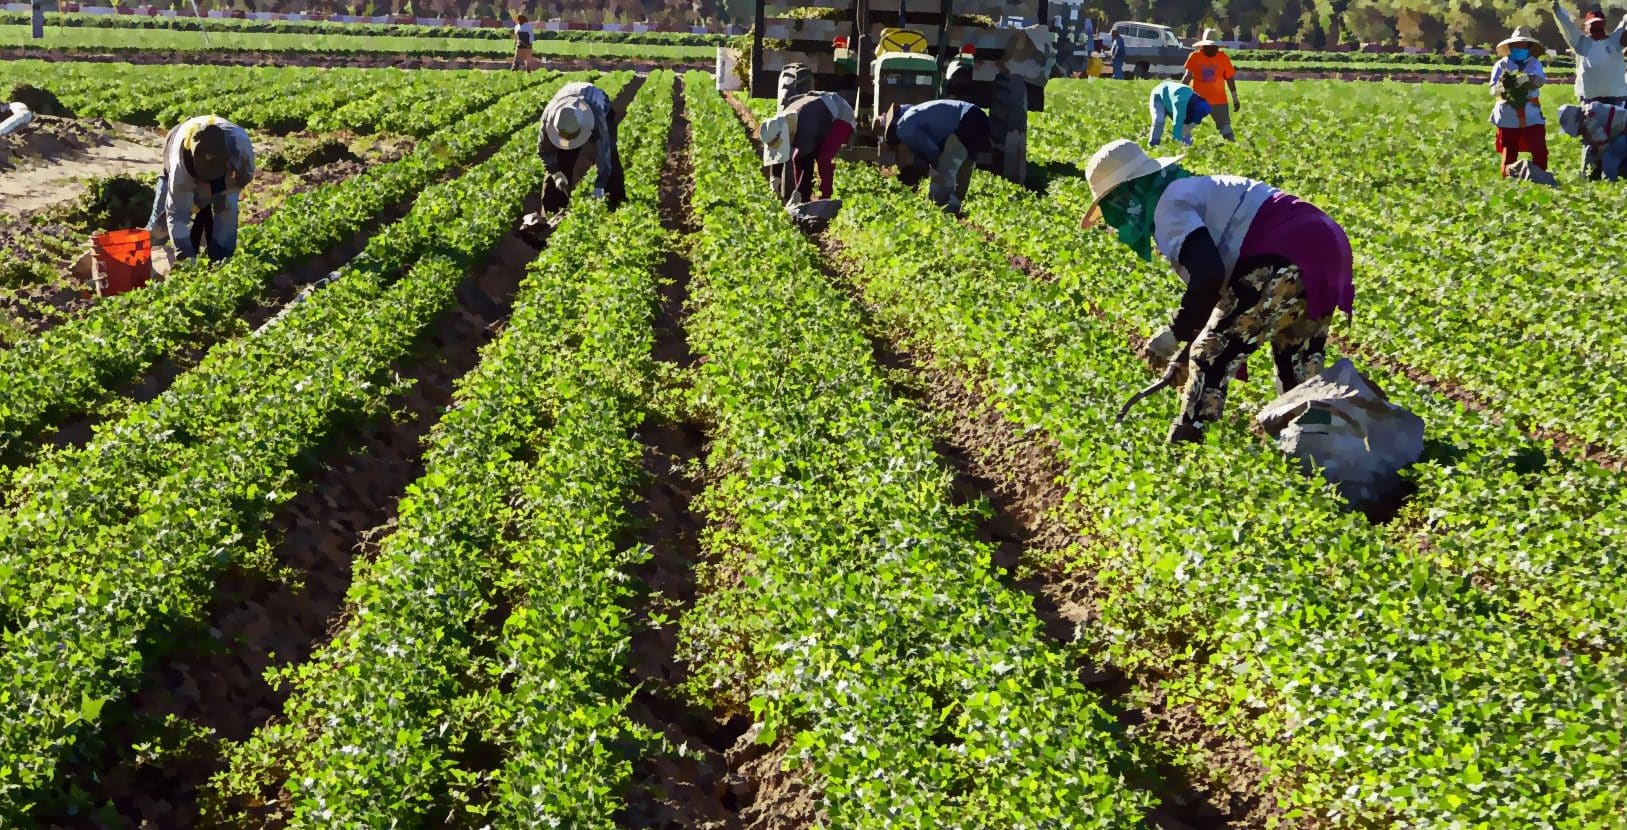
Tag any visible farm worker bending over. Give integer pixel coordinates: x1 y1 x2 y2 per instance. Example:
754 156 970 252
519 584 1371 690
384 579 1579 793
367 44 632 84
511 13 539 71
1489 28 1549 176
1558 101 1627 181
1181 30 1238 140
766 90 856 204
1109 29 1127 79
1148 80 1213 146
879 100 992 215
1550 3 1627 179
148 115 254 263
539 81 625 211
1078 139 1355 444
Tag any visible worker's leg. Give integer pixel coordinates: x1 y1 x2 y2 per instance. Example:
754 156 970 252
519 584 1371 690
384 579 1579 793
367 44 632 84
813 120 853 200
1176 261 1296 437
146 170 170 245
1583 141 1603 181
1604 135 1627 183
790 149 817 203
207 192 239 262
1210 103 1234 141
1148 98 1167 146
1267 280 1326 394
1497 127 1519 176
929 134 969 210
1002 128 1026 186
1525 124 1549 170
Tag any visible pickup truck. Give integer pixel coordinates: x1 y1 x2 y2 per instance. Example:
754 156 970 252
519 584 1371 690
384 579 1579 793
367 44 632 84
1107 20 1188 78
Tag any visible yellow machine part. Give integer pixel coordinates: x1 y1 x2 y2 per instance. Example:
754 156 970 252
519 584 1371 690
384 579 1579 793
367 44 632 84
875 27 930 57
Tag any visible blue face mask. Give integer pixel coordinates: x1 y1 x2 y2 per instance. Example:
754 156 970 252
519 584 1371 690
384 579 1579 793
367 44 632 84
1509 47 1530 62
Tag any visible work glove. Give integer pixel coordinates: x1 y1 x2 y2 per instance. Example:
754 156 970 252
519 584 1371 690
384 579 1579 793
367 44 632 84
547 172 570 194
1139 327 1180 371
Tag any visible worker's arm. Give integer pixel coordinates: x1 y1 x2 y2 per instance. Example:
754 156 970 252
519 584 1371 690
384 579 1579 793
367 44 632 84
165 167 198 259
1180 69 1193 85
1617 15 1627 47
1552 0 1583 50
1169 228 1226 342
592 106 616 183
538 116 562 172
1224 55 1241 110
228 126 255 191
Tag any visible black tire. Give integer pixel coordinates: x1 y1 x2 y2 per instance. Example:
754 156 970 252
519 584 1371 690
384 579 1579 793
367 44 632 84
1135 61 1150 79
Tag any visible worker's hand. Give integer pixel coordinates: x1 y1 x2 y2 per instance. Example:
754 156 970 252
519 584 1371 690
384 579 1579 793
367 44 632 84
548 172 570 193
1233 99 1242 112
1139 327 1181 370
173 241 198 262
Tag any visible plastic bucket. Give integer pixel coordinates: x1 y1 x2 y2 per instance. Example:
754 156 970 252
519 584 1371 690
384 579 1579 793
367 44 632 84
91 229 153 297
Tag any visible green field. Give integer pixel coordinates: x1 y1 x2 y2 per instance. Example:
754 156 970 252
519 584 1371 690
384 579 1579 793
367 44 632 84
0 23 715 59
0 64 1622 828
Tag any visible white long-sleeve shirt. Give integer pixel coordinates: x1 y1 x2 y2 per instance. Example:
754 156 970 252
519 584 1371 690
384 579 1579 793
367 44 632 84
160 116 254 245
1489 57 1547 127
1152 175 1276 277
1553 2 1627 100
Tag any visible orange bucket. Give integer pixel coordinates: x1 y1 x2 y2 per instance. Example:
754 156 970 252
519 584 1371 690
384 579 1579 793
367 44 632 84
91 228 153 297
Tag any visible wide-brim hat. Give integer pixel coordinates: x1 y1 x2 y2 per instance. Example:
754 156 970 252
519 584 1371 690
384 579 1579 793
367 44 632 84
546 100 593 151
1496 28 1545 57
1079 139 1182 229
188 124 230 182
1192 28 1221 48
760 114 793 165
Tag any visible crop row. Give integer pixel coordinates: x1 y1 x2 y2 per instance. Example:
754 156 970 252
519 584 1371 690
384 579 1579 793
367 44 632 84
0 23 715 60
0 71 586 469
819 153 1626 826
0 10 726 46
211 70 673 828
0 71 633 820
4 59 518 135
961 157 1627 656
680 75 1151 828
1031 79 1627 456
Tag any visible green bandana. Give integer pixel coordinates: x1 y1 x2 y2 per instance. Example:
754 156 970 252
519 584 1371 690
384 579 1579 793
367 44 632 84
1098 164 1193 262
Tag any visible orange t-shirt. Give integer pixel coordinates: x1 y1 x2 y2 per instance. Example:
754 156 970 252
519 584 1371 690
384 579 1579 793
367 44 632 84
1184 51 1235 105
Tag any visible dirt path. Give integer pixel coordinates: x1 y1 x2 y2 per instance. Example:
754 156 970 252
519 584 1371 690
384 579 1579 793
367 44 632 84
0 118 162 215
614 76 821 830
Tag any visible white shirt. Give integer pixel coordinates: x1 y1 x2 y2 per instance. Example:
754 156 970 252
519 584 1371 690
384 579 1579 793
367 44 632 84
1489 57 1547 127
1152 175 1277 278
1554 6 1627 100
819 92 856 126
514 22 534 46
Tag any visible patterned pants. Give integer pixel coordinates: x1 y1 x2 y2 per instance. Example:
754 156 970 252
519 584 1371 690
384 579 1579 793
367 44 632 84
1178 260 1329 430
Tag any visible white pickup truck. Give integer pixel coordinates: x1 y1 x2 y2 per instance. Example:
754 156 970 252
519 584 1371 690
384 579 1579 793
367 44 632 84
1108 20 1188 78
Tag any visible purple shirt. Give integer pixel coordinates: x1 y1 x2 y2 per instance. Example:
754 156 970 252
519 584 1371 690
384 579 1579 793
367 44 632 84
1237 193 1354 320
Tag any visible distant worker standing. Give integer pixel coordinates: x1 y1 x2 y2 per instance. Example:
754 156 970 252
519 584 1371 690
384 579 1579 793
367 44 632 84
1550 2 1627 179
148 115 254 263
1078 140 1354 444
764 90 856 204
538 81 625 210
1557 101 1627 181
880 100 992 215
1109 29 1127 79
512 13 539 71
1148 80 1213 146
1488 28 1548 176
1181 30 1238 140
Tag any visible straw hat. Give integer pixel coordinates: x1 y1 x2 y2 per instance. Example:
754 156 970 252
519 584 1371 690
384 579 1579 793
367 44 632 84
1192 28 1221 48
1079 139 1182 229
545 100 593 151
1495 28 1545 57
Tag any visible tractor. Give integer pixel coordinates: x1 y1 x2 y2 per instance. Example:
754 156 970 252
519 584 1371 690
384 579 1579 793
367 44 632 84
749 0 1055 183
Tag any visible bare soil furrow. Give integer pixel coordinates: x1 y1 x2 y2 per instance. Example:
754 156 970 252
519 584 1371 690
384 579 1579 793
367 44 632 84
30 192 543 829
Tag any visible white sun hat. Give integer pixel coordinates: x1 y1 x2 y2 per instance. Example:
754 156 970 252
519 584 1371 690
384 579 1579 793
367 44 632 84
1079 139 1183 229
1193 28 1221 48
760 114 794 165
1495 27 1546 58
545 99 594 151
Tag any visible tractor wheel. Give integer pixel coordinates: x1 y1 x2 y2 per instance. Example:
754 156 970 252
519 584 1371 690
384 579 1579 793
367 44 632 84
1135 61 1150 79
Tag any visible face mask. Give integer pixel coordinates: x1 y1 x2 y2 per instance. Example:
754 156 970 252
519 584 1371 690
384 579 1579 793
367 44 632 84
1509 47 1530 62
1097 165 1194 262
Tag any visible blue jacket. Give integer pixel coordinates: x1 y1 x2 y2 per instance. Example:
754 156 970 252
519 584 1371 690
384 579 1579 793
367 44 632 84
896 100 980 163
1152 81 1210 142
